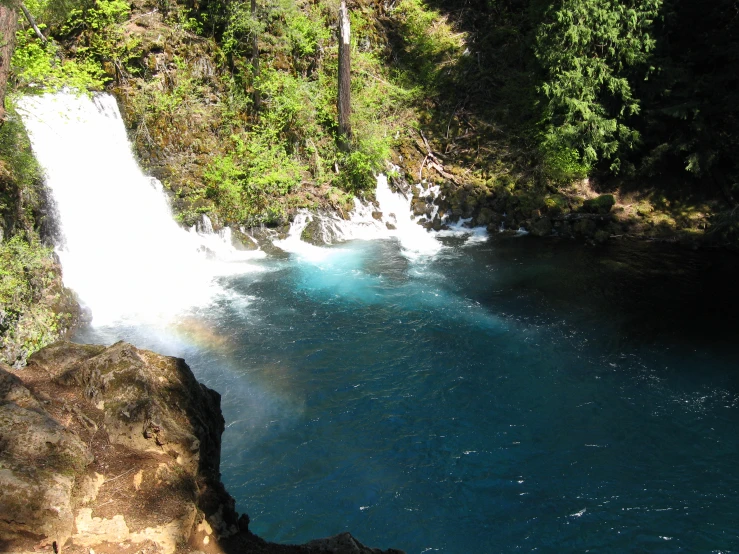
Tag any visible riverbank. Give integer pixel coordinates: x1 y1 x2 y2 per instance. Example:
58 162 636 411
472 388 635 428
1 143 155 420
389 135 728 247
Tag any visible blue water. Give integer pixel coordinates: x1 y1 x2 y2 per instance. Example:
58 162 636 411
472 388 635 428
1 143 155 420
75 236 739 553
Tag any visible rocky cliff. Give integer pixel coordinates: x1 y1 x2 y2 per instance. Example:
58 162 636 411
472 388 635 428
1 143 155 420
0 341 403 554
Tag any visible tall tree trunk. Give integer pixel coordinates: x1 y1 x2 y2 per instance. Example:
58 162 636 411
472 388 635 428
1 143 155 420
0 4 19 125
251 0 261 114
337 0 351 145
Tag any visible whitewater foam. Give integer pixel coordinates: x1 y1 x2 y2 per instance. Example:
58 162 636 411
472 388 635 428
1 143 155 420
275 175 487 261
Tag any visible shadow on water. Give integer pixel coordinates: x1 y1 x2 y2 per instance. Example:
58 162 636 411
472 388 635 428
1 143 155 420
465 236 739 354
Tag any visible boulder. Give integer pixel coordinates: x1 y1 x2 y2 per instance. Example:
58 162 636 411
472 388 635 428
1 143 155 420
0 365 93 548
543 194 569 216
528 217 553 237
581 194 615 214
0 342 231 553
573 218 598 238
411 199 427 216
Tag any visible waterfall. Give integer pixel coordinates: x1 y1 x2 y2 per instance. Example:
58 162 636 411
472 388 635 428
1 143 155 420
17 91 486 326
275 175 488 261
17 92 264 326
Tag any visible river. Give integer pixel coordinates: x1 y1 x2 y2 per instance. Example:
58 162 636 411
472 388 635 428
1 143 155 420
20 92 739 553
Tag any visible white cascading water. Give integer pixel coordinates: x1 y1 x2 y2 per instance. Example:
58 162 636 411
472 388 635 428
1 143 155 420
275 174 488 261
17 92 265 325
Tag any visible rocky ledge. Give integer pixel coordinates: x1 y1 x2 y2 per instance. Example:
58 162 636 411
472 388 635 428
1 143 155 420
0 341 404 554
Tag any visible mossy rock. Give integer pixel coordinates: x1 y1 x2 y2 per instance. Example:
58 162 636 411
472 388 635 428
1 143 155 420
573 218 597 237
300 218 324 245
515 192 546 218
493 174 516 191
581 194 615 214
529 217 553 237
543 194 569 216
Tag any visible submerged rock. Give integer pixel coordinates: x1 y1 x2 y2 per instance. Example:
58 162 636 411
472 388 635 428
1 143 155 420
0 342 404 554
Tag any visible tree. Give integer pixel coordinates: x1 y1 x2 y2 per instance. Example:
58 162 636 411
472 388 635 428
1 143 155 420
534 0 662 172
637 0 739 199
250 0 260 112
0 1 18 124
337 0 351 143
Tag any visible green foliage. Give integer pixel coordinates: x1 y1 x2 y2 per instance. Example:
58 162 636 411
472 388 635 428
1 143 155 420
335 148 377 193
21 0 87 32
11 0 134 92
635 0 739 192
204 129 305 224
258 66 323 140
12 29 106 91
0 103 43 209
286 9 329 60
0 235 51 316
62 0 137 79
221 1 261 59
215 0 412 199
0 235 60 359
534 0 661 171
62 0 129 33
0 103 66 363
540 143 590 184
389 0 466 92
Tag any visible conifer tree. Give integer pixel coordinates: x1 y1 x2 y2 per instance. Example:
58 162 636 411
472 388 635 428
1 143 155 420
535 0 661 172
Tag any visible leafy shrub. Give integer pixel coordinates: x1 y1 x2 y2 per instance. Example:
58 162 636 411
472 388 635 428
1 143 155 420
0 235 61 361
540 144 591 185
12 0 135 92
204 130 305 224
12 29 106 91
389 0 466 91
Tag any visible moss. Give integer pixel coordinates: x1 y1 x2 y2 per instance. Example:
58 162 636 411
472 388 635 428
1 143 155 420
581 194 615 214
543 194 570 215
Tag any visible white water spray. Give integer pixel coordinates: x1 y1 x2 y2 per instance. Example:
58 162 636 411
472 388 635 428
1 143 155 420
276 174 487 260
18 92 264 325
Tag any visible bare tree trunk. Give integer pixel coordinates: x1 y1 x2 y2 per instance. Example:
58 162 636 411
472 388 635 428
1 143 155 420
337 0 351 145
251 0 261 114
0 4 19 125
20 3 46 44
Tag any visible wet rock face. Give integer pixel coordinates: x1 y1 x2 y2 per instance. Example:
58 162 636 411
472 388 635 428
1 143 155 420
0 342 405 554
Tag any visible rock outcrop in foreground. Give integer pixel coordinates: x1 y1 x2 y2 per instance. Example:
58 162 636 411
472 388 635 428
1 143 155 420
0 341 403 554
